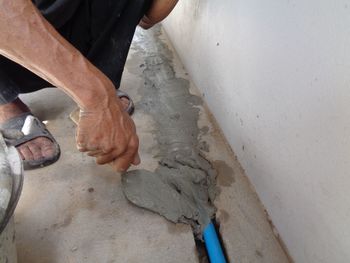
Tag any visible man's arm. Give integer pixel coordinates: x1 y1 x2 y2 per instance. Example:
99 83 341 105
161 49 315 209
0 0 140 171
139 0 179 29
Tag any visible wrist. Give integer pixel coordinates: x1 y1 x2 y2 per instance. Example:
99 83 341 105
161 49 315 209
77 77 116 112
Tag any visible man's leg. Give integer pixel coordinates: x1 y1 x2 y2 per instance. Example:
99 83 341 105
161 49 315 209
86 0 151 87
0 56 57 164
0 67 29 126
0 0 151 167
64 0 151 107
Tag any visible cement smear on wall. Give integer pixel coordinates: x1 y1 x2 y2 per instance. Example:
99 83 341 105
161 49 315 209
122 26 217 236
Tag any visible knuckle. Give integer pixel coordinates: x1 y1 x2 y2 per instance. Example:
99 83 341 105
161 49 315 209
89 138 99 146
76 136 84 145
96 156 107 165
117 142 128 155
115 163 128 173
128 137 139 151
102 146 113 154
128 144 137 153
96 159 105 165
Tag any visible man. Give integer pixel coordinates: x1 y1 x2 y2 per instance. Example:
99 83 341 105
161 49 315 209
0 0 178 171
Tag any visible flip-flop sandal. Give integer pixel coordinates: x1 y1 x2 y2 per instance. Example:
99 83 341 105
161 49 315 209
70 90 135 125
0 112 61 170
116 90 135 115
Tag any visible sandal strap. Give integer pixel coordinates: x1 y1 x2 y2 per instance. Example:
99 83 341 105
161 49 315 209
0 114 55 147
116 90 134 115
0 112 32 130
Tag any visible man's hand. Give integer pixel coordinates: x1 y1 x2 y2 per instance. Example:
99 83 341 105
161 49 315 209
0 0 141 172
77 96 140 172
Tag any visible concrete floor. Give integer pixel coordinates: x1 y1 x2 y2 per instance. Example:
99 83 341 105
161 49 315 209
14 27 290 263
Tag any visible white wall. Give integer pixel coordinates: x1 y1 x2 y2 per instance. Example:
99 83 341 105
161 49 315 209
163 1 350 262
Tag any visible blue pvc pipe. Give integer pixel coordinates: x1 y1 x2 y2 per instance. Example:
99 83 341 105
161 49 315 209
203 222 227 263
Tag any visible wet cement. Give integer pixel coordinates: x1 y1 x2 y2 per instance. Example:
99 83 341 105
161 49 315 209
212 160 235 187
122 26 218 236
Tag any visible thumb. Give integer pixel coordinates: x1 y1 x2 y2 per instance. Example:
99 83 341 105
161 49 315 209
132 153 141 165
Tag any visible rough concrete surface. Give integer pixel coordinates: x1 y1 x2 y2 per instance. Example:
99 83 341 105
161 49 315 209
122 28 217 237
13 26 290 263
200 114 291 263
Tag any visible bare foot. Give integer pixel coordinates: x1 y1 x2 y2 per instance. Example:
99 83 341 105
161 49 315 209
0 98 56 162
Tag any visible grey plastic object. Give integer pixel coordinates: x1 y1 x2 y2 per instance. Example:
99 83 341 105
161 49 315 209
0 133 23 263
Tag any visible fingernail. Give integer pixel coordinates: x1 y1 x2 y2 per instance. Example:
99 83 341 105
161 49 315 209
133 153 141 165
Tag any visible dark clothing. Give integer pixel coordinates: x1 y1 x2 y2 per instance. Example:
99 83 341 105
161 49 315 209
33 0 82 28
0 0 150 104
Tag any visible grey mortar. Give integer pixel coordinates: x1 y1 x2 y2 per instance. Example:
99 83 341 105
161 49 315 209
122 26 218 237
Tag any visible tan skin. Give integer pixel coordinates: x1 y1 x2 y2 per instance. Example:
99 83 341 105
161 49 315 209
0 0 178 172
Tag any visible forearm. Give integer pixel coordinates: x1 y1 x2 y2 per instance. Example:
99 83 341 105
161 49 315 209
0 0 117 111
141 0 178 28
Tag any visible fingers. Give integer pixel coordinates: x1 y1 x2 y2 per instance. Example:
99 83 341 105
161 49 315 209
76 134 88 152
96 150 140 171
132 153 141 165
120 136 140 168
77 136 135 167
87 149 106 157
96 152 116 165
106 137 140 172
76 130 128 156
75 103 140 172
111 152 135 172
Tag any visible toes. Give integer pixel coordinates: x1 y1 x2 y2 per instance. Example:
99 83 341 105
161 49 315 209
120 97 130 111
37 137 55 158
18 147 25 160
27 141 44 160
17 137 55 161
18 144 34 161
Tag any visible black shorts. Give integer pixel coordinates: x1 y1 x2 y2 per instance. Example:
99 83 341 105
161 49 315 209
0 0 150 104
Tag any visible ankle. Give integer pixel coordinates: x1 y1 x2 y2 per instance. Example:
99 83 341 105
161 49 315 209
0 99 30 121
